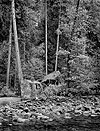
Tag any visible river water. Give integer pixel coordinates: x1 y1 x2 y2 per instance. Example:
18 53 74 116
0 124 100 131
0 115 100 131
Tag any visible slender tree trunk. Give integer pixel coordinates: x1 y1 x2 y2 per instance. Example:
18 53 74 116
23 42 25 64
6 18 12 88
55 1 61 71
55 21 60 71
12 0 23 96
67 0 80 88
45 0 48 75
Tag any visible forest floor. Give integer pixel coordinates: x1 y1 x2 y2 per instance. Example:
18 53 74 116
0 96 100 130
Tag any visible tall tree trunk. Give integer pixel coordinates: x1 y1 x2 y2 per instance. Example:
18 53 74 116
70 0 80 39
14 58 17 89
6 18 12 88
55 1 61 71
12 0 23 96
67 0 80 88
45 0 48 75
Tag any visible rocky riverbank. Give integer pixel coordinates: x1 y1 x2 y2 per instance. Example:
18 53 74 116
0 96 100 126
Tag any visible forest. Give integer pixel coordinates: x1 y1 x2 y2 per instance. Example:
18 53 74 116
0 0 100 131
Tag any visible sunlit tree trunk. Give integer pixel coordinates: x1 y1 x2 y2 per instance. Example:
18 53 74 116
45 0 48 75
55 22 60 71
55 1 61 71
6 18 12 88
12 0 23 96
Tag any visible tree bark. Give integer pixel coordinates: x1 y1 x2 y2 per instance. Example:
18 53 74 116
12 0 23 96
6 18 12 89
45 0 48 75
